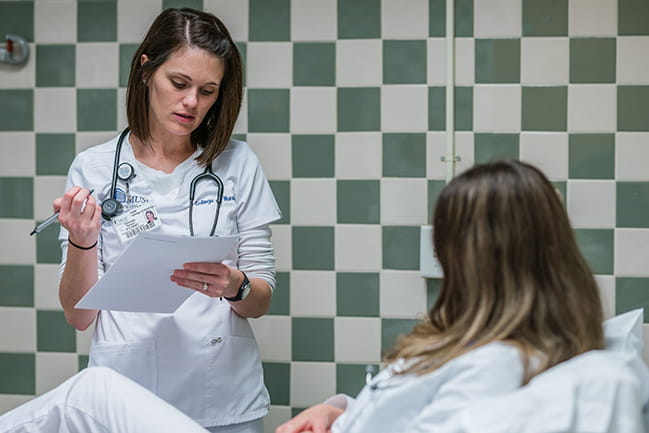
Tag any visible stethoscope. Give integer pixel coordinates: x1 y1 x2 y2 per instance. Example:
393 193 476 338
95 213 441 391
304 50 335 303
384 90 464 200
101 127 224 236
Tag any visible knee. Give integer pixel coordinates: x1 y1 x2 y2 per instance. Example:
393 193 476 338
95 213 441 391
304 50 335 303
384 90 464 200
75 366 121 385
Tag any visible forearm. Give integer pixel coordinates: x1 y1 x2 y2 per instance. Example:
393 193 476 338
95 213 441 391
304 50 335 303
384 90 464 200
227 276 271 318
59 242 99 330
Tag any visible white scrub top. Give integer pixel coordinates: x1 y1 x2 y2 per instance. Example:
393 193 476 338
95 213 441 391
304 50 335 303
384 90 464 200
329 342 524 433
59 133 282 427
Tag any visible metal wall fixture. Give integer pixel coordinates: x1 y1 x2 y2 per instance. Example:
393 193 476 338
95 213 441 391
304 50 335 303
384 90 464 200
1 34 30 65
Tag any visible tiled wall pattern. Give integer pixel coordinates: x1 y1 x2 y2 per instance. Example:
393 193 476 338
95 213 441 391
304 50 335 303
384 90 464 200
1 0 649 430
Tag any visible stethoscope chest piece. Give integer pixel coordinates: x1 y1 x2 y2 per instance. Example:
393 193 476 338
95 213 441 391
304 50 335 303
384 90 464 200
117 162 136 182
101 198 123 221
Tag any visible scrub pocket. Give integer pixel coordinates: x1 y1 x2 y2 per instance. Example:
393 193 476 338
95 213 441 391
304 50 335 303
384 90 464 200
88 339 157 393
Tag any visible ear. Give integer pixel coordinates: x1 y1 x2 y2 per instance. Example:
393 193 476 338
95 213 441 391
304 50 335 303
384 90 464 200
140 54 149 66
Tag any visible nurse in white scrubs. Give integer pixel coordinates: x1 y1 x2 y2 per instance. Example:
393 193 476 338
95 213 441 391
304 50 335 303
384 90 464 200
50 8 280 433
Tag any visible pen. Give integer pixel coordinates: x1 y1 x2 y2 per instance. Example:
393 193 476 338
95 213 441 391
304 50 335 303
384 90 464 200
29 189 95 236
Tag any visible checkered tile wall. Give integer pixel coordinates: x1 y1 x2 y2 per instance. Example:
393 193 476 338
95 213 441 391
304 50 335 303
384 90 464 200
1 0 649 431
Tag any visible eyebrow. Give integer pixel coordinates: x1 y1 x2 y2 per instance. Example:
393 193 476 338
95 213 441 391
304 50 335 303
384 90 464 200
171 72 220 86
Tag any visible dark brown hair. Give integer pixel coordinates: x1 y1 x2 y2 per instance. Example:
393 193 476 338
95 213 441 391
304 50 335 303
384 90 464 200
385 160 604 383
126 8 243 165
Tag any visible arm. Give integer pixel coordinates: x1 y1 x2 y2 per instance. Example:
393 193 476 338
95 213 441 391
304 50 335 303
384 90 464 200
275 404 344 433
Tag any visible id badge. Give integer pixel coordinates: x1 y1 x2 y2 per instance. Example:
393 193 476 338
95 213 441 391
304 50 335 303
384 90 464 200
112 202 161 242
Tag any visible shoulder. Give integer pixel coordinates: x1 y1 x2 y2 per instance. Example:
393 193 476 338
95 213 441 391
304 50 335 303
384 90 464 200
72 135 119 167
438 342 524 385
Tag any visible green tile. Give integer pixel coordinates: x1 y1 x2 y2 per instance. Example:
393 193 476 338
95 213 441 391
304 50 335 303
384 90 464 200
77 89 117 131
267 271 289 315
429 0 474 37
269 180 290 225
0 90 33 131
475 39 520 84
427 179 446 223
0 177 33 218
236 42 246 86
162 0 202 10
119 44 138 87
292 226 334 270
552 180 567 205
336 272 380 317
263 362 290 405
474 133 520 164
617 182 649 228
78 354 89 372
570 38 616 84
292 407 308 417
568 134 615 179
522 86 567 131
381 318 417 354
522 0 568 36
293 42 335 86
292 135 335 178
382 226 420 270
36 134 76 176
382 133 426 177
616 278 649 322
337 180 380 224
618 86 649 132
249 0 290 41
619 0 649 35
37 310 76 352
0 353 35 394
232 133 246 142
573 229 614 275
77 0 117 42
338 0 380 39
0 1 33 42
428 87 473 131
337 88 380 132
337 363 377 397
426 278 441 308
292 317 334 361
248 89 290 133
36 220 62 264
0 265 33 307
36 45 76 87
383 40 427 85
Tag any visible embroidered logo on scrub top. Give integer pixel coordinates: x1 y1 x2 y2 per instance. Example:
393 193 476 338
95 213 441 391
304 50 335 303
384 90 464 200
194 195 235 206
115 187 149 207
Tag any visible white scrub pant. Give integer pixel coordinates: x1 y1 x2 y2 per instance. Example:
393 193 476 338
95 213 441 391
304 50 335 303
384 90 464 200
0 367 208 433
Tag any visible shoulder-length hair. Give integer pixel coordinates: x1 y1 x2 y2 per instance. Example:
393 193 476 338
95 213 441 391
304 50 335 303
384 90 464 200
385 160 604 383
126 8 243 166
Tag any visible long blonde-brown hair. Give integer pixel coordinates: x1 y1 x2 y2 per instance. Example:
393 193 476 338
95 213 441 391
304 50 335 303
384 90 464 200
385 160 604 383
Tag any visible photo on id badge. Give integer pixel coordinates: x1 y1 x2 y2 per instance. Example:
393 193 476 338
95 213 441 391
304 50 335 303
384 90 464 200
112 201 161 243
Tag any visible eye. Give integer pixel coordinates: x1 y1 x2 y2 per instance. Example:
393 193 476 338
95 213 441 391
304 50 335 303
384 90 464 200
201 88 215 96
171 80 186 89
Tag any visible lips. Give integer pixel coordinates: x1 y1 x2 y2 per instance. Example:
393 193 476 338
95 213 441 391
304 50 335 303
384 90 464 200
174 112 196 123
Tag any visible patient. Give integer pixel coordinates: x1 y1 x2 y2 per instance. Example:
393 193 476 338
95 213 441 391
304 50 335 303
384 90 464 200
0 160 606 433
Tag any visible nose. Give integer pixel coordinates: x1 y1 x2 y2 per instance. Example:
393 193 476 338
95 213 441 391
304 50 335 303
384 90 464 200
182 88 199 108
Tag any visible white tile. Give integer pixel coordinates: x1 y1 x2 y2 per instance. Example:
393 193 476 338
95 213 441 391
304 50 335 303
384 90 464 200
35 353 78 395
76 322 95 355
0 42 35 88
35 264 61 310
0 133 34 176
617 37 649 85
290 87 336 134
380 271 427 318
335 132 382 179
269 225 291 272
454 132 475 175
567 180 615 228
290 271 335 317
427 38 446 86
569 0 617 37
291 0 336 41
246 42 292 88
290 179 336 225
520 132 568 180
381 85 427 132
474 0 522 38
567 85 616 133
521 38 569 85
34 176 66 220
455 38 475 86
117 0 161 43
76 43 119 88
35 1 77 43
249 316 291 362
0 395 32 415
473 85 521 132
247 133 291 180
381 0 428 39
616 133 649 181
264 407 292 433
75 132 116 154
334 317 381 362
336 40 382 86
34 88 76 133
380 179 428 225
594 275 615 320
335 225 382 272
615 229 649 277
117 88 127 132
204 0 249 42
290 361 336 407
0 220 35 264
0 307 35 352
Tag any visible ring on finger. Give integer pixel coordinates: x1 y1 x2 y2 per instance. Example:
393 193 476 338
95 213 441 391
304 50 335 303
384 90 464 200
202 282 209 291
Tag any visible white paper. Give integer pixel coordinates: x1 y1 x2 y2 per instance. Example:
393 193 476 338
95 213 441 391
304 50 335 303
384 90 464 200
75 233 238 313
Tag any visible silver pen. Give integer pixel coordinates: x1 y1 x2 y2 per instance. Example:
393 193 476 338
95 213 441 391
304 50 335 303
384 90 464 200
29 189 95 236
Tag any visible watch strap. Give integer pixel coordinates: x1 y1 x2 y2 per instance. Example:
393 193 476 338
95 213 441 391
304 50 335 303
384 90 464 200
225 271 250 301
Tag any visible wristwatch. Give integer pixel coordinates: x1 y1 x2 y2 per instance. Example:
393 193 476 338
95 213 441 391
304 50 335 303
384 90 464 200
225 271 252 302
